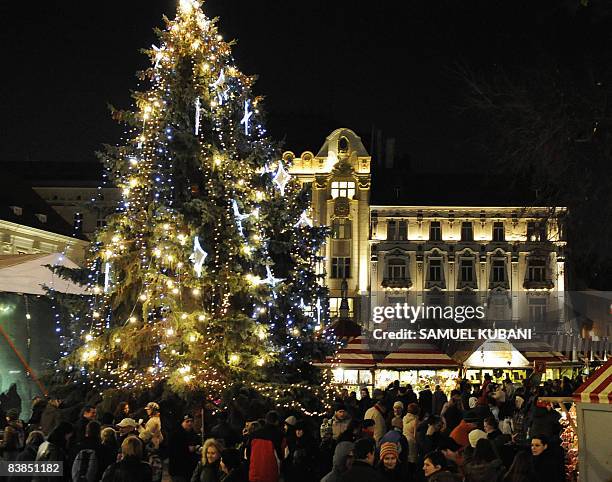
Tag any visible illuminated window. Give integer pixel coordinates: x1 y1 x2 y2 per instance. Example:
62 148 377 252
387 258 407 280
329 297 354 317
529 297 547 322
460 258 475 282
527 222 547 242
332 218 352 239
461 222 473 241
331 257 351 278
493 222 505 241
430 221 442 241
387 220 407 240
528 259 546 282
429 259 442 282
492 259 506 282
331 181 356 199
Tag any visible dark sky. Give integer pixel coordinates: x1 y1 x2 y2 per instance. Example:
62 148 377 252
0 0 607 171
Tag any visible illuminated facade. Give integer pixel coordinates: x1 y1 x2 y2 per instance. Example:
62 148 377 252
286 128 568 332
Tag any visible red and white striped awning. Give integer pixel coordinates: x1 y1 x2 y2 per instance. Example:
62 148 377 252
573 359 612 404
313 336 386 368
514 341 567 366
379 341 459 368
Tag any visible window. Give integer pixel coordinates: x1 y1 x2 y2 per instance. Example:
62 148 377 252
527 222 547 242
492 222 505 242
387 258 407 280
329 297 354 318
331 257 351 278
492 259 506 282
430 221 442 241
429 259 442 282
387 220 407 240
529 298 547 322
338 136 349 153
331 181 355 199
528 259 546 282
461 222 473 241
332 219 352 239
460 258 475 282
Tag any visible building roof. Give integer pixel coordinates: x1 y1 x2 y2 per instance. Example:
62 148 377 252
573 359 612 404
0 173 87 239
370 167 541 207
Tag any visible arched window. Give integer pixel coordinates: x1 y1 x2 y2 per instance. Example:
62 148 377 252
338 136 349 153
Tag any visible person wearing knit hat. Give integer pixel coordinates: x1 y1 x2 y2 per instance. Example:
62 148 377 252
378 441 409 479
468 429 487 448
392 400 404 418
285 415 297 427
380 441 398 461
468 396 478 409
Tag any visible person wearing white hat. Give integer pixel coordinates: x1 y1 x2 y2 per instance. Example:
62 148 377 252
468 429 487 448
116 418 139 445
139 401 163 449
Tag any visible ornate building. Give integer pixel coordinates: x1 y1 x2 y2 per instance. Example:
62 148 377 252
287 128 567 334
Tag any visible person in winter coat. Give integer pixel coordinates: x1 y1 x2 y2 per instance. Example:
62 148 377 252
139 402 163 451
422 450 461 481
317 419 335 479
0 426 20 461
247 411 284 482
286 421 317 482
101 435 152 482
364 400 387 445
441 391 463 434
191 438 224 482
462 438 505 482
321 441 353 482
380 418 409 465
503 451 536 482
529 435 565 482
219 448 247 482
40 399 65 437
432 386 448 416
72 420 104 481
339 438 384 482
99 427 119 481
402 403 419 469
528 403 561 441
8 431 45 482
419 386 434 417
74 405 97 446
358 389 373 417
330 404 352 441
168 415 200 482
113 402 131 425
33 421 74 482
376 442 409 482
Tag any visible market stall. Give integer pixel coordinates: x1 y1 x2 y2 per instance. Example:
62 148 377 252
315 336 459 393
572 358 612 482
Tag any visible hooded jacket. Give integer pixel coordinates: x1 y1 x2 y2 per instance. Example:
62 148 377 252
321 441 353 482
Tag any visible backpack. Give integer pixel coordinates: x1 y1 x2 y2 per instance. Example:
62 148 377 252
71 449 98 482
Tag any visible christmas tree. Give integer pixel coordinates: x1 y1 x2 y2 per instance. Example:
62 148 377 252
63 0 333 394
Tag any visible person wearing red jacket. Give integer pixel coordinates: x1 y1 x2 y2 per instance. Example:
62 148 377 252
247 411 284 482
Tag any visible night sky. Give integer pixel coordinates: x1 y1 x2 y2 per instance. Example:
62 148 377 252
1 1 608 171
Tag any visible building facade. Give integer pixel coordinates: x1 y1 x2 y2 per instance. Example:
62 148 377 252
287 128 567 333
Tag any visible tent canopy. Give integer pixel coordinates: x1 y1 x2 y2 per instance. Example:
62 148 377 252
573 359 612 404
0 253 89 295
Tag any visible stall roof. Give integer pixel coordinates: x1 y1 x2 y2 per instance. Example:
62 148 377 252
378 340 459 368
0 253 89 295
514 340 567 366
313 336 386 368
573 359 612 404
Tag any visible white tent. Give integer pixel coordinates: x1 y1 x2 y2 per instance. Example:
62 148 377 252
0 253 90 295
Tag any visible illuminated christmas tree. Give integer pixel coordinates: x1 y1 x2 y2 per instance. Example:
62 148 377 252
64 0 332 394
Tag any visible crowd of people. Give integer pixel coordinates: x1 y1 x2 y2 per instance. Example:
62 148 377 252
0 374 583 482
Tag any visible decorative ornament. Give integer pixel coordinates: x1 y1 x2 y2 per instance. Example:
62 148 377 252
315 297 322 325
152 44 165 68
179 0 200 14
272 161 291 196
263 265 284 288
194 97 201 135
190 236 207 277
232 200 249 236
240 99 253 135
103 262 111 293
295 210 313 228
211 70 229 105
